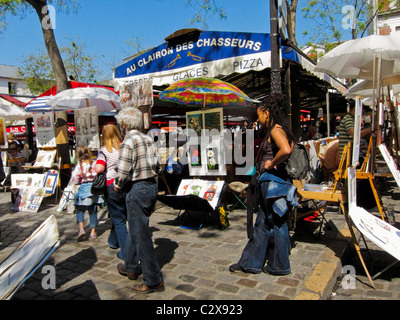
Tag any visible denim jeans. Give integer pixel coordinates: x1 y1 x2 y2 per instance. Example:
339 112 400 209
75 204 98 229
123 178 163 286
106 183 128 259
237 180 291 275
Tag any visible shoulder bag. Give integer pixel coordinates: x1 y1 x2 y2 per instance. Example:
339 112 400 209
91 152 107 195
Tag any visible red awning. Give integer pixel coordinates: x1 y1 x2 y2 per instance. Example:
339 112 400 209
0 94 26 107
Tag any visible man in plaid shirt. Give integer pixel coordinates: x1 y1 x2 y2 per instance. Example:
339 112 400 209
114 107 164 293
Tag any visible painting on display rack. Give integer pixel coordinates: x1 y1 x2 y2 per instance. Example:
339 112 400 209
185 108 226 176
74 106 100 150
33 112 56 148
11 173 46 212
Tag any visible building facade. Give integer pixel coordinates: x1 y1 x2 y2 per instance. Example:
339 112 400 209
374 0 400 35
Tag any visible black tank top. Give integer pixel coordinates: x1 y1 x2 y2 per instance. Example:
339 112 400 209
256 136 287 177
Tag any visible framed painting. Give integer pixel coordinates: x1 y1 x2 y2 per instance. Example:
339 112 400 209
186 111 203 136
44 170 59 195
33 112 54 132
75 106 99 150
203 107 223 134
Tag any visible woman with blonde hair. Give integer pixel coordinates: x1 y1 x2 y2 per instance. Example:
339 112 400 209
71 146 102 241
94 124 127 259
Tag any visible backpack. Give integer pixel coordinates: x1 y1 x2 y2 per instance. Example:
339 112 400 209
285 143 310 180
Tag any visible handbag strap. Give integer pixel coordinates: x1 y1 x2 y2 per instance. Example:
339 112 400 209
99 151 107 173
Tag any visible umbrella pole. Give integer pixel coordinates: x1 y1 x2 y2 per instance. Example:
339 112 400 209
376 53 383 147
326 91 331 137
371 54 376 130
371 53 380 174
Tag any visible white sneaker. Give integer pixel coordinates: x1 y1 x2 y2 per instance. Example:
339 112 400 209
77 229 87 241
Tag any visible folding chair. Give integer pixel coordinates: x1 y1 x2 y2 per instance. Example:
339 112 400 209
228 181 248 211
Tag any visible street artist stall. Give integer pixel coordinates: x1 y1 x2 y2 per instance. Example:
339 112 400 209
13 86 121 214
309 33 400 288
156 77 259 229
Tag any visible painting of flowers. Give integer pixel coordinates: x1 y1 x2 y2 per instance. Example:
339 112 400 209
189 145 201 167
207 148 219 171
186 112 203 135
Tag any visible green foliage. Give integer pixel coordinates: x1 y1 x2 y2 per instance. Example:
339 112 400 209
126 36 149 55
18 38 101 94
18 48 55 94
186 0 227 29
301 0 375 48
61 37 101 83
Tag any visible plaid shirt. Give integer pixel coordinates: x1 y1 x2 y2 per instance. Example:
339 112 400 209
114 129 160 190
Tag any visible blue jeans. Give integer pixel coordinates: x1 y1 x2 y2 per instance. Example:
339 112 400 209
106 183 128 258
75 204 98 229
123 178 163 286
237 180 291 275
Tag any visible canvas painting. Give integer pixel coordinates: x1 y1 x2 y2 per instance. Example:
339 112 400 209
207 148 219 171
12 173 46 213
75 106 99 150
204 108 223 133
186 112 203 135
33 112 54 132
176 179 225 210
33 149 57 168
44 170 59 195
120 80 153 108
189 144 201 167
36 131 57 148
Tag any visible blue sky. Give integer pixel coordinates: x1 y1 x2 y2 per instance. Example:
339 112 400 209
0 0 311 80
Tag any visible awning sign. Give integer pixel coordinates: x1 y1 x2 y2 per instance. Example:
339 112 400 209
113 31 272 89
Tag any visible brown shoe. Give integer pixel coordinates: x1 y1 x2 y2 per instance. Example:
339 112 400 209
117 263 140 280
132 281 165 293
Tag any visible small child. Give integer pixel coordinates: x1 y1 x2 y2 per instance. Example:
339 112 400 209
71 146 103 241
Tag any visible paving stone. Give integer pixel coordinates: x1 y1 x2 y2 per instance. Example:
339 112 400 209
178 274 198 283
277 277 300 287
175 283 196 292
215 283 239 293
236 278 258 288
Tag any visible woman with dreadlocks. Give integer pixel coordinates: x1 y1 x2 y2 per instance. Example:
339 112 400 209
229 93 298 276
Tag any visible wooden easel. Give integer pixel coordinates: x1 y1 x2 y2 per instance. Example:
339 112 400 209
356 136 388 221
332 137 387 221
292 144 350 231
294 143 377 289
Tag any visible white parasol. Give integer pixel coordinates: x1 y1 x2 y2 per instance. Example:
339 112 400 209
315 34 400 81
316 34 400 140
46 87 120 112
0 104 32 120
346 75 400 98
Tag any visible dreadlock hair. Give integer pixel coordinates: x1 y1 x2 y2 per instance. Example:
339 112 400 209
258 93 296 145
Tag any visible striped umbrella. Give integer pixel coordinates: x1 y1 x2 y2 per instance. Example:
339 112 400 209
25 96 53 112
159 77 255 108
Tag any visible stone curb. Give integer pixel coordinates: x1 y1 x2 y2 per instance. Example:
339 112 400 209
295 227 353 300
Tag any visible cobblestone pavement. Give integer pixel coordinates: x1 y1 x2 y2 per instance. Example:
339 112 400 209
1 177 399 301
